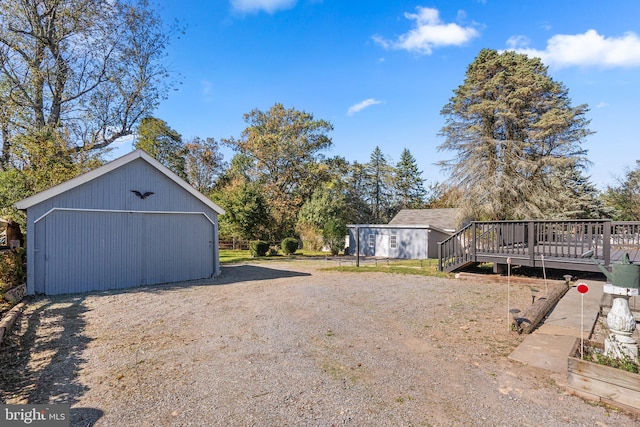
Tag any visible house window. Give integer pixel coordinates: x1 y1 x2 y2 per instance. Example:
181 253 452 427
390 235 397 249
368 234 375 248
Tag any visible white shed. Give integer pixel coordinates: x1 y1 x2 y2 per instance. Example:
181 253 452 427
15 150 225 295
348 208 461 259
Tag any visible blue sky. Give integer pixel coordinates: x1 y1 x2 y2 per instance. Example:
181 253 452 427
114 0 640 191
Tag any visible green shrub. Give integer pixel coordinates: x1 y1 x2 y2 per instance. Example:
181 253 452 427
0 248 25 292
281 237 299 255
249 240 270 257
323 219 347 255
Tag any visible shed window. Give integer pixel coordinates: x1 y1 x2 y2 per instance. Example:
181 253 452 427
390 235 397 249
368 234 375 248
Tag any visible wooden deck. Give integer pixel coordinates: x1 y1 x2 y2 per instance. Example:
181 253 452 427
438 220 640 273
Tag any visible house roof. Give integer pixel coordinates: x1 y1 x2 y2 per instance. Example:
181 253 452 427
387 208 461 231
15 149 225 215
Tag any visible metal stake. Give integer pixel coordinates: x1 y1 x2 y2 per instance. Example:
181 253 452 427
507 257 512 331
541 254 548 294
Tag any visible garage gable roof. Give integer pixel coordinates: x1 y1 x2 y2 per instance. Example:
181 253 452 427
15 149 225 214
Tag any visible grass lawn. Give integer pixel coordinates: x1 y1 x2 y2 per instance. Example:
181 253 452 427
325 258 451 278
219 249 333 264
219 249 253 264
219 249 451 278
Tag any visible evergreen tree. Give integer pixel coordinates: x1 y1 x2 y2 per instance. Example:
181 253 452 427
394 148 426 210
364 146 395 223
553 163 614 219
438 49 592 221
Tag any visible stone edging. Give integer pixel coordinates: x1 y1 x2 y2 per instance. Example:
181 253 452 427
0 302 25 345
4 283 26 303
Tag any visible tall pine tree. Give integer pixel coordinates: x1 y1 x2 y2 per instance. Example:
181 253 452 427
438 49 592 221
394 148 426 210
364 146 394 223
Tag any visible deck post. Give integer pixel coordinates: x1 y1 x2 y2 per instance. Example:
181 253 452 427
603 220 611 266
528 221 535 267
471 222 476 262
355 227 360 267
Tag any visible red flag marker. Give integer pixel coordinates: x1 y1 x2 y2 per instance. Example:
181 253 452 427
576 282 588 358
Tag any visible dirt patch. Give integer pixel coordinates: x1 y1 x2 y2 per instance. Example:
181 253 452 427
0 261 637 426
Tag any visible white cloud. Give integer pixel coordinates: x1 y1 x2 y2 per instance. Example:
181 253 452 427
506 35 530 50
230 0 296 14
347 98 382 116
509 30 640 69
597 102 609 108
373 6 479 55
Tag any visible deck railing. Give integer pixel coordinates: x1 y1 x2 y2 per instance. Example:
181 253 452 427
611 222 640 249
437 222 475 272
438 220 640 272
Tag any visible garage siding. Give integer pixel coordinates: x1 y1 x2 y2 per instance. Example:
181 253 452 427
27 159 211 215
37 210 215 295
18 151 224 295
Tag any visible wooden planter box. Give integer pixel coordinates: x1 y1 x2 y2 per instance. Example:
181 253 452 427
567 339 640 414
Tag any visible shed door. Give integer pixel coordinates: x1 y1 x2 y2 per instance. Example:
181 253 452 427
39 210 214 295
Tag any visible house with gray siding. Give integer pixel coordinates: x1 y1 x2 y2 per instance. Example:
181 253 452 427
348 208 460 259
15 149 225 295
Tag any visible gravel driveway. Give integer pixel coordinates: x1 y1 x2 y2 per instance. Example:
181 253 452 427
1 260 637 426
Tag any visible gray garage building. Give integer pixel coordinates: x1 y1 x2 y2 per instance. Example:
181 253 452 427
15 149 225 295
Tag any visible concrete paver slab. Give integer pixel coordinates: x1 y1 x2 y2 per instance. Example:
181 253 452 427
508 333 577 373
543 280 603 333
509 279 606 373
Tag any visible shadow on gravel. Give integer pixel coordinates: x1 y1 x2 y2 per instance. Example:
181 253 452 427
0 296 103 426
216 264 312 283
117 264 313 296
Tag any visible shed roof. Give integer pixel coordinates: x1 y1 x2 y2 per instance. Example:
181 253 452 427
346 223 448 232
388 208 460 231
15 149 225 215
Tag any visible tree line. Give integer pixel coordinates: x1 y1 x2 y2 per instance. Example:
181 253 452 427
131 105 441 250
0 1 638 250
